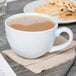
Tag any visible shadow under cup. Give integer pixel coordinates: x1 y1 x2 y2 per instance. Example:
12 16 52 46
5 13 58 58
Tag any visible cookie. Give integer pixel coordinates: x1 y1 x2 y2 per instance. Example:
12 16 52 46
44 0 76 12
35 3 62 16
58 11 76 21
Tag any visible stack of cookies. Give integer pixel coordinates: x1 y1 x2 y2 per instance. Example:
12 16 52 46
35 0 76 21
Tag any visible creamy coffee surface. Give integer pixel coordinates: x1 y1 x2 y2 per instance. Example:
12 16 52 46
11 21 55 31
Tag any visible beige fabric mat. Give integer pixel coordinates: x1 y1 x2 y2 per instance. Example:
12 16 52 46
2 36 76 73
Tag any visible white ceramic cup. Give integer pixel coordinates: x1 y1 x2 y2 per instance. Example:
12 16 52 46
5 13 73 58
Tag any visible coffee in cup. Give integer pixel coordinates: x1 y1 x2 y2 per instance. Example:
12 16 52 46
5 13 73 58
11 21 55 32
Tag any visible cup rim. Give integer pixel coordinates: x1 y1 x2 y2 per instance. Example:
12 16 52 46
5 13 58 33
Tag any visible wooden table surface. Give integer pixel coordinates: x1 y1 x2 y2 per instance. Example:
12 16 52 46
0 0 76 76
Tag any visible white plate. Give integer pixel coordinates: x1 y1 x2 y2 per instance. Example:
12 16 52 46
23 0 76 24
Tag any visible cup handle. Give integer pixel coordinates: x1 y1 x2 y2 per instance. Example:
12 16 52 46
49 27 73 52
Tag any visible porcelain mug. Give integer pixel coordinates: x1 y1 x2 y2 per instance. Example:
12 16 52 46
5 13 73 58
